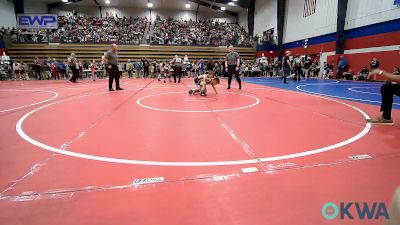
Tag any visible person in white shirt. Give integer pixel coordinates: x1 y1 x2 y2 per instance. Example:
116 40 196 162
12 62 20 80
158 61 164 82
183 55 189 64
259 53 268 76
126 60 134 79
293 55 303 81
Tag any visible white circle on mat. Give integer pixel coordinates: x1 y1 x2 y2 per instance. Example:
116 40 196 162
0 89 58 113
16 89 371 167
136 92 260 113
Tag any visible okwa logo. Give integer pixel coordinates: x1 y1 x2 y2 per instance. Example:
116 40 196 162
322 202 390 220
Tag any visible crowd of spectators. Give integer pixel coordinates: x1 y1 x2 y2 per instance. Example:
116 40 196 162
9 13 252 46
15 14 148 44
1 52 398 82
0 27 17 42
150 16 251 46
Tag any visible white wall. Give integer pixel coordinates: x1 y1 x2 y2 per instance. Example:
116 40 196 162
52 5 101 17
238 10 248 32
254 0 277 37
345 0 400 30
283 0 338 43
102 7 235 22
24 0 48 14
51 5 235 22
0 0 16 27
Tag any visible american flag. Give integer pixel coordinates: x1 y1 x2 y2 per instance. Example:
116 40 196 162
303 0 317 17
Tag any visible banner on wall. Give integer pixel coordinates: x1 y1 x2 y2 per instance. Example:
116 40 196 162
303 0 317 17
17 14 58 29
394 0 400 7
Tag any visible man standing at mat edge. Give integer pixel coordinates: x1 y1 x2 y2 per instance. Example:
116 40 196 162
367 69 400 125
68 53 78 83
282 50 291 84
104 44 123 91
225 45 242 89
171 55 183 83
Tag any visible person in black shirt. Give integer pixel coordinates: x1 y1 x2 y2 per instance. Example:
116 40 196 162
356 66 369 81
33 57 41 80
281 51 291 84
171 55 183 83
142 57 150 79
328 59 334 79
303 57 312 78
369 58 380 81
370 58 380 69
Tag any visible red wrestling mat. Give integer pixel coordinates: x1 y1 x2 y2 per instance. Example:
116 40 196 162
0 78 399 225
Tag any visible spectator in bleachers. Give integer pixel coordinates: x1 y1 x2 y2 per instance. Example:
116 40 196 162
356 66 370 81
370 57 380 70
12 15 251 46
343 69 353 80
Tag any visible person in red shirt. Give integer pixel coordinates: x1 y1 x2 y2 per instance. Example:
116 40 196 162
51 63 59 80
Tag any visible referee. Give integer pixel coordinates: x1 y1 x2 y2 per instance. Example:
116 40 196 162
171 55 183 83
225 45 242 89
104 44 123 91
68 53 78 83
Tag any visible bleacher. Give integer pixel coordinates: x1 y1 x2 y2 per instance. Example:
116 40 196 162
7 43 256 63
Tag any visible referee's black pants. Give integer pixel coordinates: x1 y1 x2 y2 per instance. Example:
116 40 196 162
173 66 182 83
69 66 79 82
227 65 241 88
107 64 121 90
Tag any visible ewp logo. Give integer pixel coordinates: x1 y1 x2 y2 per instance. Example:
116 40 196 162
322 202 390 220
17 14 58 29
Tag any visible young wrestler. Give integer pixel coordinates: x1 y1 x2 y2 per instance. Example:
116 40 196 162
163 63 171 83
189 73 220 96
